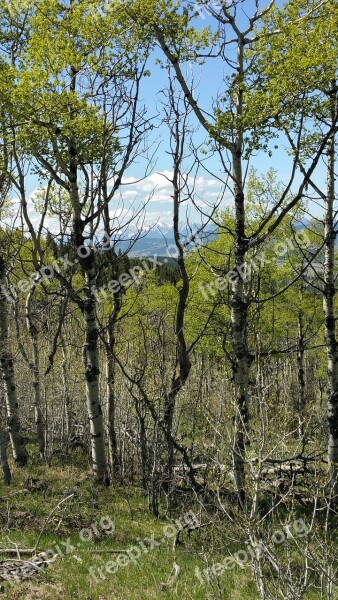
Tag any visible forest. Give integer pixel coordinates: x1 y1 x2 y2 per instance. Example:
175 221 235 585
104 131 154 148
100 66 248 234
0 0 337 598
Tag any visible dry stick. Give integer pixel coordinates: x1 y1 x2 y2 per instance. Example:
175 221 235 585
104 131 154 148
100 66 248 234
0 493 128 557
159 562 181 590
160 527 181 590
91 549 129 554
33 493 75 552
160 519 216 589
0 494 75 557
159 519 207 590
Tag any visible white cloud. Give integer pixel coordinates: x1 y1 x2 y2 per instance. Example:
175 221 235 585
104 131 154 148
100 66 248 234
3 171 229 234
120 171 227 210
123 190 138 198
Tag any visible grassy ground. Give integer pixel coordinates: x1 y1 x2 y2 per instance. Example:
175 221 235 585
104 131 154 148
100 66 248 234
0 455 336 599
0 457 258 600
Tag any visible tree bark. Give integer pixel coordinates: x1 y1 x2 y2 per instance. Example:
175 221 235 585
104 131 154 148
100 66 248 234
101 193 121 479
60 333 73 448
0 257 28 466
0 391 11 484
106 323 120 478
25 285 45 460
67 169 108 483
66 71 108 482
82 268 108 483
162 100 191 494
230 36 250 505
297 310 306 442
323 89 338 500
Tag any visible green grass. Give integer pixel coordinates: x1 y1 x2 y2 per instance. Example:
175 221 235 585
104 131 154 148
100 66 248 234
0 457 337 599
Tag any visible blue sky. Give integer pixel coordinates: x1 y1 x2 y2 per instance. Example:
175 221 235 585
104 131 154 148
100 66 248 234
116 0 327 226
17 0 328 234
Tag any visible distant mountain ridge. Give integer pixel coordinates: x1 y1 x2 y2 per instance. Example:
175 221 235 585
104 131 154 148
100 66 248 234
117 219 313 257
116 223 217 256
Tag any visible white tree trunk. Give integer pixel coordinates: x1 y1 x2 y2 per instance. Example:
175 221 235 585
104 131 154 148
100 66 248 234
297 310 306 442
61 334 72 446
83 270 108 482
106 327 120 478
0 258 28 466
25 285 45 459
0 390 11 484
323 101 338 500
68 122 108 482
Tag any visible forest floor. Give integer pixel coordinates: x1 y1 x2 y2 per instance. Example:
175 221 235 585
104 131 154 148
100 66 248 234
0 452 335 599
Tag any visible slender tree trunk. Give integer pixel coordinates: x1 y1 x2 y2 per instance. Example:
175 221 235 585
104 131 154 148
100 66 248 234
230 36 250 505
60 334 73 447
67 79 108 482
323 92 338 501
297 310 306 442
0 391 11 484
0 258 28 466
100 171 122 479
231 232 250 503
106 325 120 477
25 285 45 459
163 391 175 492
162 107 191 494
83 270 108 483
137 407 148 489
67 203 108 483
69 207 109 484
0 426 11 484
